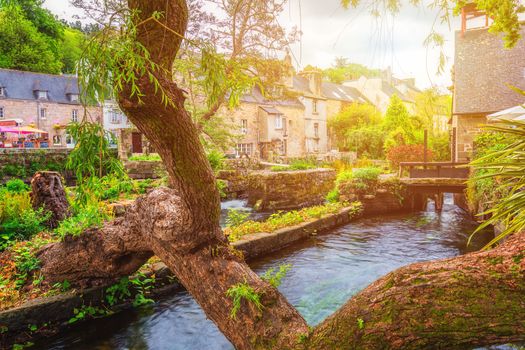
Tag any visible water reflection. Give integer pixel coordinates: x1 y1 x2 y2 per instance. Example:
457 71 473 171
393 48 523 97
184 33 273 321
35 197 503 350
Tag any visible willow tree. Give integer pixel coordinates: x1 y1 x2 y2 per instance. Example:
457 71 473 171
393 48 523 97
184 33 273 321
35 0 525 349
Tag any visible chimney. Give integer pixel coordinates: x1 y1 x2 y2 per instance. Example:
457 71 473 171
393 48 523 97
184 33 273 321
282 49 295 89
299 70 322 96
382 66 393 85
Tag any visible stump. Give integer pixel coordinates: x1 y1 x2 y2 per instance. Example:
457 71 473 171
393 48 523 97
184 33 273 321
30 171 70 229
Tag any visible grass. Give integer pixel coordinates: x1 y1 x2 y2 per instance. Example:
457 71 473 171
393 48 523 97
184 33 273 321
128 153 162 162
225 201 363 242
270 159 318 172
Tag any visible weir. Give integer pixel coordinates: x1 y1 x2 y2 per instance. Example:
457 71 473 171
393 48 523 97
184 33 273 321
399 162 469 212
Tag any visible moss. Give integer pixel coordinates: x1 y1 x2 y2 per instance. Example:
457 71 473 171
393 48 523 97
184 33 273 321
486 256 504 265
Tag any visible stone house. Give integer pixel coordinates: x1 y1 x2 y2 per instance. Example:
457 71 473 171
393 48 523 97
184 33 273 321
103 99 133 149
343 69 417 114
225 64 371 160
0 69 102 148
451 12 525 161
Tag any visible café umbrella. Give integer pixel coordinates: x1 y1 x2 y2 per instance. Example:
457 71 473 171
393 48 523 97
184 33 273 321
0 126 48 134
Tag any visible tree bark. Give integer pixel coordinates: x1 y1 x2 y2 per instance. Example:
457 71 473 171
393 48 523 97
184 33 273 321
30 171 70 229
33 0 525 349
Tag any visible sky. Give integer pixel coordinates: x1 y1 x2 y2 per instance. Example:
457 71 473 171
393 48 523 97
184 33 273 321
43 0 462 89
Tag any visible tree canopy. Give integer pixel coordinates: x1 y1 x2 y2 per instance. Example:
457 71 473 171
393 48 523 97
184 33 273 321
0 0 85 74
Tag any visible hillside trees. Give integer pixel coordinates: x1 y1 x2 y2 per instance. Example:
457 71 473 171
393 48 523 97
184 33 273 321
0 0 85 73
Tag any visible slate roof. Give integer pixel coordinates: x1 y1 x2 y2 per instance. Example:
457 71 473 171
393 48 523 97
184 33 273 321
381 81 413 103
241 76 370 106
0 69 80 104
322 82 370 104
240 85 304 108
453 27 525 115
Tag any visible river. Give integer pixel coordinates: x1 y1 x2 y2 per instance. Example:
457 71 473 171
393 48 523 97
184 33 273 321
34 196 515 350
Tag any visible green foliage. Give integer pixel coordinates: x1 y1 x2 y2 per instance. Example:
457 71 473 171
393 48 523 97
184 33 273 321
105 277 132 306
226 209 250 228
225 280 262 319
52 279 71 293
382 95 413 133
60 28 84 73
469 123 523 248
326 188 340 203
217 179 227 199
225 201 363 241
329 103 382 152
271 159 318 172
0 186 49 250
66 122 124 207
207 149 225 172
345 126 386 159
0 4 63 73
1 207 50 243
54 201 109 239
128 153 162 162
334 167 382 197
261 264 291 288
323 58 381 84
357 318 365 330
68 304 109 324
5 179 29 194
12 244 40 289
130 272 155 307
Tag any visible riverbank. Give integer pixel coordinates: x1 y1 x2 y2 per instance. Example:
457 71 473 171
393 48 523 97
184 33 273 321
0 192 409 347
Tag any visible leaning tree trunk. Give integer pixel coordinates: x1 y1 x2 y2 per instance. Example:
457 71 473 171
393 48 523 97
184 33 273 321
34 0 525 349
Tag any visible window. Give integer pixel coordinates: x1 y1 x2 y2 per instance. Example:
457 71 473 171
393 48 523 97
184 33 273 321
65 133 74 146
110 110 121 124
314 123 319 138
0 107 4 119
312 100 318 114
241 119 248 134
72 109 79 122
53 135 62 145
236 143 253 157
275 114 283 129
39 108 47 120
69 94 79 103
0 87 5 97
37 91 48 100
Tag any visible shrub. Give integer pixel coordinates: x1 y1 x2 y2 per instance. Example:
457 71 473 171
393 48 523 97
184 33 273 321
55 202 110 239
225 201 362 241
326 188 340 203
1 208 50 242
5 179 29 194
207 149 225 172
386 144 433 169
226 209 250 227
271 159 317 172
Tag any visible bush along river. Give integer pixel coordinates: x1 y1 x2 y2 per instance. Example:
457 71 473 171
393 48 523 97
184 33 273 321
32 195 516 350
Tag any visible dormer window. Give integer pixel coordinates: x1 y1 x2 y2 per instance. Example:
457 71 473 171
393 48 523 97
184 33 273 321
37 90 48 100
0 87 5 97
69 94 79 103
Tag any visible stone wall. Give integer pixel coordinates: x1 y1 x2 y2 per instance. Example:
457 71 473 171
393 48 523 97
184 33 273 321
361 189 408 215
0 149 71 184
124 160 165 180
246 168 336 211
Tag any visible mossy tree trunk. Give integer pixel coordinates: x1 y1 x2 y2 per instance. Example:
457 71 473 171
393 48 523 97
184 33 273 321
36 0 525 349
